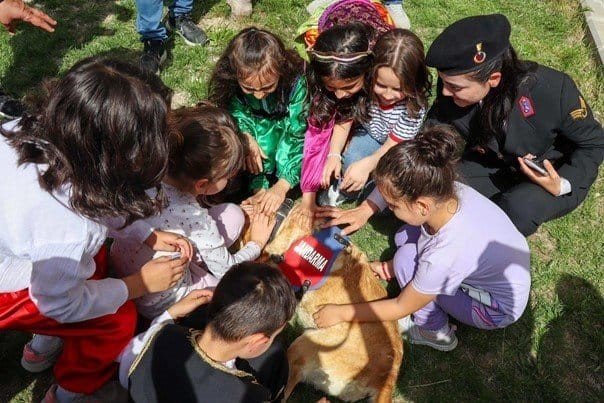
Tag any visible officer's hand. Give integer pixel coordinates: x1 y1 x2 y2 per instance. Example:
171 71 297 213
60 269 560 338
518 157 562 196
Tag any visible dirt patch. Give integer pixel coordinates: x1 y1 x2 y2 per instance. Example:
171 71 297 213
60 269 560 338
529 227 557 264
201 16 245 31
172 91 191 108
103 14 115 25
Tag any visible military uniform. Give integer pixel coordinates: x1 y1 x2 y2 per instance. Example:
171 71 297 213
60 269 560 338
426 14 604 235
129 323 288 403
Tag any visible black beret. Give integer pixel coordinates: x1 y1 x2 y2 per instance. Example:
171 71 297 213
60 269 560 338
426 14 511 75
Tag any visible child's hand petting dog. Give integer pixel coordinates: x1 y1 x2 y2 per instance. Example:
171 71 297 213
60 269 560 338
369 261 394 281
249 212 276 248
313 304 349 328
291 204 314 232
167 289 213 320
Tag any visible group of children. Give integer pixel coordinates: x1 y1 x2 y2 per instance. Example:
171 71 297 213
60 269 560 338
0 3 547 402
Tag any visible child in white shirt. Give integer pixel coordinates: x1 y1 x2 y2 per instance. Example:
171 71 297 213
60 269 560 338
111 105 274 319
0 57 191 402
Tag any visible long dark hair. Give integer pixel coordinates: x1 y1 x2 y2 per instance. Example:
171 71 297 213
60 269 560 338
168 104 245 187
375 124 462 202
308 22 373 127
1 57 173 225
371 29 431 118
209 27 304 115
468 46 537 147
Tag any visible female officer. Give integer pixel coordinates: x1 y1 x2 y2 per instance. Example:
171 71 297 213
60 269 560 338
424 13 604 236
316 13 604 237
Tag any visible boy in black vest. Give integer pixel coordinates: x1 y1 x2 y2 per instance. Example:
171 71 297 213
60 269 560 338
124 262 297 403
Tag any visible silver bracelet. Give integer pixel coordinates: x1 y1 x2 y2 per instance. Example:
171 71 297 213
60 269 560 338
327 153 342 160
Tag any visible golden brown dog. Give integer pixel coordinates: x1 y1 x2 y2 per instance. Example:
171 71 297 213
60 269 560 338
246 205 403 402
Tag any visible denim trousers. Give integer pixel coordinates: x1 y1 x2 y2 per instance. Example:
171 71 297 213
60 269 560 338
135 0 194 40
339 125 383 202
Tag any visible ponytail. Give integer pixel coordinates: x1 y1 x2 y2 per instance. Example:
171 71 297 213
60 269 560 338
375 125 462 202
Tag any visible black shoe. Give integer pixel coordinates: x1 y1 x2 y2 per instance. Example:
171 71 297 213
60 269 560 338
317 181 348 207
139 39 167 75
0 93 25 120
168 14 208 46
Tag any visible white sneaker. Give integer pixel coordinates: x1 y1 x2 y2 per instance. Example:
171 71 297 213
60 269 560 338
385 1 411 29
408 323 458 351
227 0 252 17
21 335 63 373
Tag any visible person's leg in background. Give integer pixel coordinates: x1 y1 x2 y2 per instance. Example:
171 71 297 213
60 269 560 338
168 0 209 46
340 125 383 202
496 180 586 236
318 125 381 206
135 0 169 74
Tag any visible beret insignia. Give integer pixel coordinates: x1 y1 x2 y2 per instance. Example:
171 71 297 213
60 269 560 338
473 42 486 64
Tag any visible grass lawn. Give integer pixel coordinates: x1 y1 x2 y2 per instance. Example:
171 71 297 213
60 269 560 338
1 0 602 401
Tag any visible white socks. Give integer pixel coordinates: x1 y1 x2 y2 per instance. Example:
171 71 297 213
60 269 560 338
30 334 62 354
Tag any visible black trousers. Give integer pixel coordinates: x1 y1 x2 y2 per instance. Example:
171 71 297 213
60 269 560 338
457 155 588 236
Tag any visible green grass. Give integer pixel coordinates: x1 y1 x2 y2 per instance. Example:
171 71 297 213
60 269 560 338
1 0 603 401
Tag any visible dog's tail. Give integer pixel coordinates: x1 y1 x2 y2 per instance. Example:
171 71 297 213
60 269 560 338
373 342 403 403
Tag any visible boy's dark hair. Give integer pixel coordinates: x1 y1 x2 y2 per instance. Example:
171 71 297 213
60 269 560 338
209 27 304 115
375 124 462 202
371 29 431 118
465 46 537 148
168 104 246 188
206 262 297 341
308 22 373 127
1 56 173 225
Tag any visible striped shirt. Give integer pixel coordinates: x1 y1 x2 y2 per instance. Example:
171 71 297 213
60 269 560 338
364 100 426 144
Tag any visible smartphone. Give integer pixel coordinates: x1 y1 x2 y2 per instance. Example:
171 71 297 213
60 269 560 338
523 158 548 175
169 252 182 261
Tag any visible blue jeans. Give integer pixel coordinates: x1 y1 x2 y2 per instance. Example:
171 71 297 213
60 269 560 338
135 0 194 41
339 125 382 202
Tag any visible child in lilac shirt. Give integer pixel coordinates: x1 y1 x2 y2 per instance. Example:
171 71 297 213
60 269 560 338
312 125 530 351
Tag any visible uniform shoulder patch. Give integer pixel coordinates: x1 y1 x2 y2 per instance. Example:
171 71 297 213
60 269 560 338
518 96 535 118
570 96 588 120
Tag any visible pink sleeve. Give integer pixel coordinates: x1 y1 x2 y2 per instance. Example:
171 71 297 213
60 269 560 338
300 118 335 193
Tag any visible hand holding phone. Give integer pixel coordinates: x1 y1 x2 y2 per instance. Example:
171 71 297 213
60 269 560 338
522 158 548 176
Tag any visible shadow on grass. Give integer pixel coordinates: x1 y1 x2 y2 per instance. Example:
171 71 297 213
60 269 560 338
1 0 224 99
395 274 603 401
1 0 133 96
536 274 603 400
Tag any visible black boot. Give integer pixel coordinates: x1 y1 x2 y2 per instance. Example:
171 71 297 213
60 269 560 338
139 39 167 75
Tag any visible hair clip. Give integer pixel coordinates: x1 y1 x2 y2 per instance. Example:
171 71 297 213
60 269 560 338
309 50 372 64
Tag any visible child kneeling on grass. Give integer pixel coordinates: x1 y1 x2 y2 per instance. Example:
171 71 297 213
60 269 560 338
111 105 275 320
119 262 297 402
313 125 531 351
